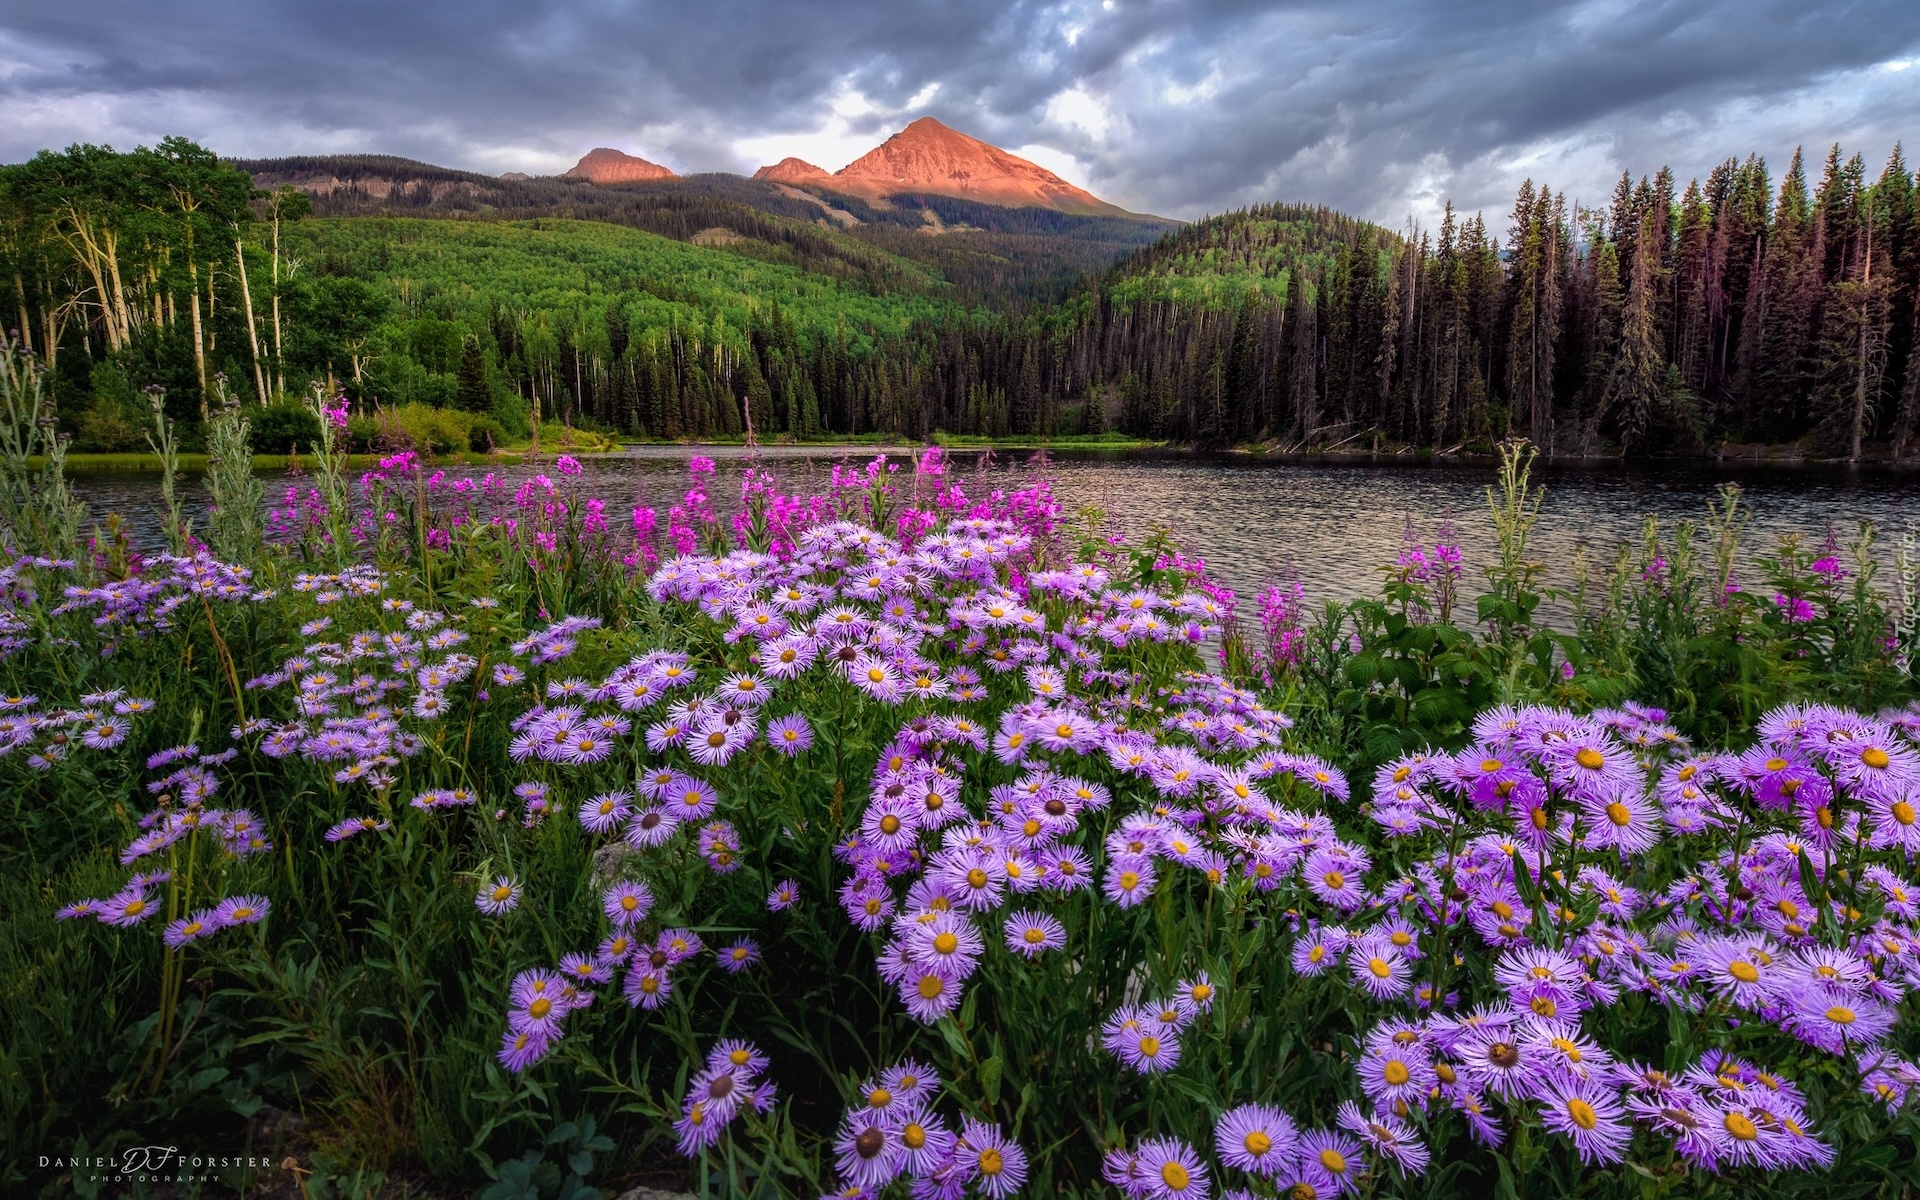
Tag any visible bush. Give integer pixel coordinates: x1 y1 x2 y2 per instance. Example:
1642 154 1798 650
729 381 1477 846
352 403 506 456
250 401 324 454
70 395 148 452
68 361 148 452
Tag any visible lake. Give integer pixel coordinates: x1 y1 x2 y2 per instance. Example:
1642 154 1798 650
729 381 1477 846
65 446 1920 607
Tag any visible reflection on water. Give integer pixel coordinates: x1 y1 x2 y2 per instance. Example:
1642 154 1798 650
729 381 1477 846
66 446 1920 607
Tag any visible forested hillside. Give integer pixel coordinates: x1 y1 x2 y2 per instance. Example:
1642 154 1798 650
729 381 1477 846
235 155 1173 304
287 217 980 440
1022 148 1920 458
6 138 1920 458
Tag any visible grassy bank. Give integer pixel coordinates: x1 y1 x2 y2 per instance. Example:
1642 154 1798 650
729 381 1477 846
614 431 1167 452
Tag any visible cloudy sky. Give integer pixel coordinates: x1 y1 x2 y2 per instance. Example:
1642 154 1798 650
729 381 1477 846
3 0 1917 225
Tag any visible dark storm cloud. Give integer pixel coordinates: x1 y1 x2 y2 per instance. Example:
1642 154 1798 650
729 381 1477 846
2 0 1917 222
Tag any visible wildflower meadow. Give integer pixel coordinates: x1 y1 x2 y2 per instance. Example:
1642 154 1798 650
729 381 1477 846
5 332 1920 1200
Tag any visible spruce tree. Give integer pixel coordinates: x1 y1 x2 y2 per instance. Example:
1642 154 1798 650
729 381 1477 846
454 338 490 414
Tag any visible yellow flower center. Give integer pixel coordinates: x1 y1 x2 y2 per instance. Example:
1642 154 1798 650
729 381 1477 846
1864 747 1892 770
529 998 552 1019
1724 1112 1759 1141
1728 961 1760 983
1826 1005 1857 1025
1566 1098 1598 1130
1605 802 1632 826
1161 1162 1190 1190
1382 1061 1410 1086
1368 957 1392 979
1319 1148 1348 1174
1575 748 1605 770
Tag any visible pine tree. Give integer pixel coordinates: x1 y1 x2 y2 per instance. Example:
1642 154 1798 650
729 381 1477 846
454 337 491 413
1603 213 1665 449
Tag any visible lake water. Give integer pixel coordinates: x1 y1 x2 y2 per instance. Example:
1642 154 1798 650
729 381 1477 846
66 447 1920 607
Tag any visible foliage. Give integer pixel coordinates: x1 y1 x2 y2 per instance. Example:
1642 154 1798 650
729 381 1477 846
0 335 85 555
1 438 1918 1200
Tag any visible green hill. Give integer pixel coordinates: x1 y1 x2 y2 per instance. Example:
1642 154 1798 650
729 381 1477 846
235 155 1173 304
284 215 982 439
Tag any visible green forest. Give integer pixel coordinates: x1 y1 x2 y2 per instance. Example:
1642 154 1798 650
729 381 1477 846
4 137 1920 457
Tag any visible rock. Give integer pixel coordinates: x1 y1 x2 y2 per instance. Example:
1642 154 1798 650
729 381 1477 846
565 148 676 184
825 117 1128 215
614 1187 696 1200
753 157 832 184
591 840 638 884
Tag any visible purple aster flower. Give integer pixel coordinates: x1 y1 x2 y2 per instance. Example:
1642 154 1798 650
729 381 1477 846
624 962 673 1008
899 966 962 1023
892 1102 954 1177
625 805 679 848
881 1058 939 1104
1626 1086 1732 1171
1002 910 1066 957
596 932 638 965
213 894 268 926
603 880 656 927
1347 937 1412 1001
579 790 632 833
1536 1078 1631 1164
507 971 571 1037
560 952 613 986
1787 987 1895 1054
1135 1136 1209 1199
1103 859 1157 908
498 1026 554 1072
1335 1101 1429 1176
162 909 220 949
1286 1129 1364 1198
767 713 814 755
1293 926 1348 976
327 815 390 842
477 876 523 916
673 1096 725 1157
768 879 800 911
698 820 741 873
1215 1104 1298 1177
80 717 130 750
665 776 720 822
1102 1004 1181 1073
953 1119 1026 1200
833 1106 906 1192
98 889 158 926
1358 1036 1436 1111
717 939 761 973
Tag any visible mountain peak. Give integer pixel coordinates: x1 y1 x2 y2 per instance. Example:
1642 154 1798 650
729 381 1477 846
828 118 1125 216
564 148 675 184
753 157 832 184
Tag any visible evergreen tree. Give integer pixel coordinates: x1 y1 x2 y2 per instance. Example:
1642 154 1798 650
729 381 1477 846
454 337 491 413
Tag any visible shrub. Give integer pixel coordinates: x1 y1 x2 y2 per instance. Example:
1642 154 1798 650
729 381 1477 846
250 401 323 454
